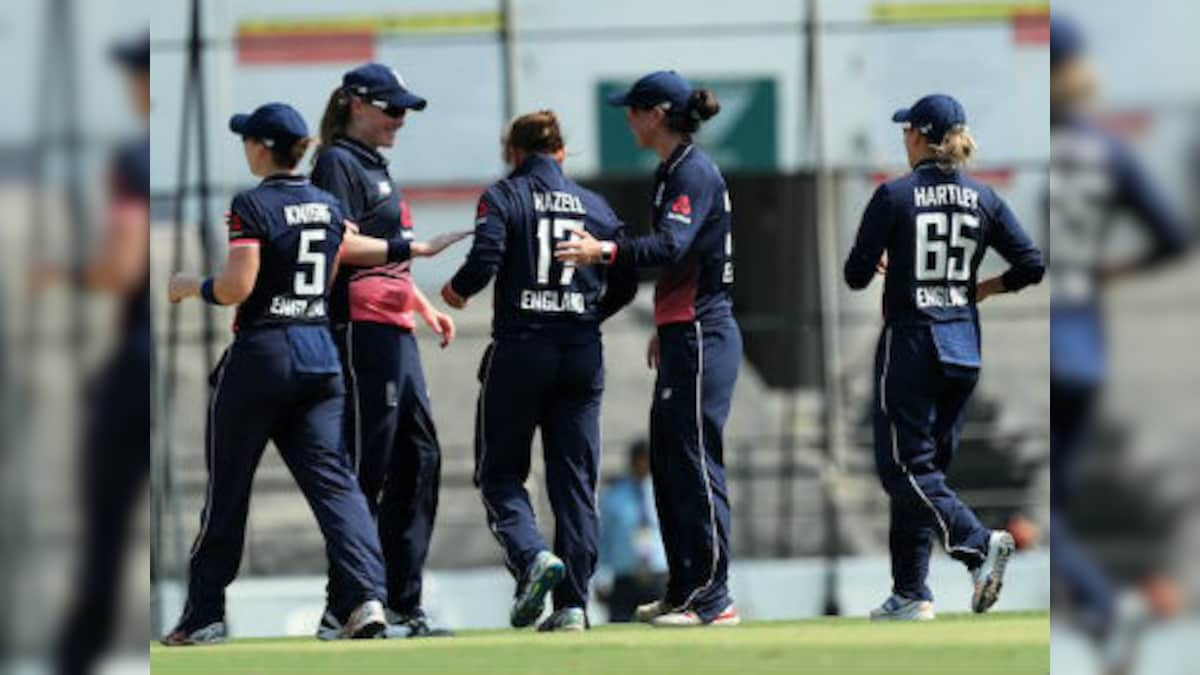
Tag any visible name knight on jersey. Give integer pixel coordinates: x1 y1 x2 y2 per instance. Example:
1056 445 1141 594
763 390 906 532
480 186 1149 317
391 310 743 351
283 202 333 226
520 289 585 314
532 191 586 215
913 184 980 211
916 285 970 309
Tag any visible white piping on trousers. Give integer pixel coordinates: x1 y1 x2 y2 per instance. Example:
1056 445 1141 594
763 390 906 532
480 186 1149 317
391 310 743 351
345 322 363 475
180 345 233 626
474 343 515 574
680 321 719 611
880 326 983 562
190 348 231 559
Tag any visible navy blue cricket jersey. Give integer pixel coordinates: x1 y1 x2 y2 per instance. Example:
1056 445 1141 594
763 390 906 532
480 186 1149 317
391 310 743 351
449 154 637 339
311 136 417 330
225 174 346 331
612 142 734 326
1050 116 1189 383
845 159 1044 365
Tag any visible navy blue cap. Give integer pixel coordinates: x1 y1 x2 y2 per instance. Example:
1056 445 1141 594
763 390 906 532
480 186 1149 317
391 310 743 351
892 94 967 144
229 102 309 147
111 31 149 71
1050 15 1085 67
606 70 692 111
343 63 427 111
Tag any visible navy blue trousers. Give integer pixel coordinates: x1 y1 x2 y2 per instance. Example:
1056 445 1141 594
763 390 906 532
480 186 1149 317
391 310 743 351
873 325 991 602
651 319 740 621
332 322 441 615
181 327 385 628
475 334 603 611
1050 378 1114 635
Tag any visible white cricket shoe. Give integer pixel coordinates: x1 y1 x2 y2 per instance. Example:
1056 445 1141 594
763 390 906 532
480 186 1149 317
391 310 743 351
870 595 935 622
342 600 387 639
315 609 342 641
511 551 566 628
160 620 227 646
651 603 740 628
971 530 1016 613
537 607 588 632
635 599 669 623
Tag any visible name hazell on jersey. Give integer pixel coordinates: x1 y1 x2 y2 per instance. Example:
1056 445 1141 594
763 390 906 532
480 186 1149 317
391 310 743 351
533 190 586 215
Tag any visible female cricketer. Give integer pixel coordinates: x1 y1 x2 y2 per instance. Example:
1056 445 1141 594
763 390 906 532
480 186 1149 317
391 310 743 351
310 63 458 638
1050 15 1190 652
843 94 1045 621
556 70 741 628
441 110 637 631
161 102 460 645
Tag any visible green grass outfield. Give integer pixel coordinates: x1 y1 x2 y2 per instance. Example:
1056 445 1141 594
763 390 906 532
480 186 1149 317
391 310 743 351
150 610 1048 675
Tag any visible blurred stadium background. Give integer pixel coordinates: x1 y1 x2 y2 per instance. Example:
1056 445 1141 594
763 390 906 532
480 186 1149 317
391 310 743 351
147 0 1053 641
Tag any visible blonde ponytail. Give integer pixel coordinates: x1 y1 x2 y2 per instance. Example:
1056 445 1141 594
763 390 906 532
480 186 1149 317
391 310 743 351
930 126 976 169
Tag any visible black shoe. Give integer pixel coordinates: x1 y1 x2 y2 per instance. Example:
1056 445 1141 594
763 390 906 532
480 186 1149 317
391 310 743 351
388 607 453 638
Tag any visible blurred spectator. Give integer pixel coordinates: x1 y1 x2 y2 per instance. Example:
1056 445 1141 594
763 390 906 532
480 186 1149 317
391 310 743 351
1050 12 1192 673
596 440 667 622
51 30 150 675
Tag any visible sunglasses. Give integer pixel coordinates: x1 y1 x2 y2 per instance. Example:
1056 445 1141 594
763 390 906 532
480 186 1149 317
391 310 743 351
366 98 407 119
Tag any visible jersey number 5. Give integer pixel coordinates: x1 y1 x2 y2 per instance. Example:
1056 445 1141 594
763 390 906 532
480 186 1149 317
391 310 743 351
295 228 326 295
915 212 978 282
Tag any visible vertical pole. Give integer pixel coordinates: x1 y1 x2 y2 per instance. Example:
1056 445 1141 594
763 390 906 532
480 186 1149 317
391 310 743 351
808 0 845 616
162 0 203 624
192 0 216 376
499 0 517 123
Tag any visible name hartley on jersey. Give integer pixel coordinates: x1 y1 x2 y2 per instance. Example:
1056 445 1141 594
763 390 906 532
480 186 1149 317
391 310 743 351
913 183 980 211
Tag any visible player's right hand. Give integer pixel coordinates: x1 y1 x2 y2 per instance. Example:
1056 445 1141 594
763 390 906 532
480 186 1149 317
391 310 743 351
876 252 888 276
168 273 200 303
646 334 660 370
441 281 467 309
413 230 473 257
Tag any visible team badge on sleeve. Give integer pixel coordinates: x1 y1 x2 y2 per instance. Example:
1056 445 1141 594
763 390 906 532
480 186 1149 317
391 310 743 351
475 199 489 224
667 194 692 225
226 210 258 246
400 199 413 228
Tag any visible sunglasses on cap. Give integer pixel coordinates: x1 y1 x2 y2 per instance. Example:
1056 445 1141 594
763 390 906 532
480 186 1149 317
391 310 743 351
363 97 407 119
241 135 279 147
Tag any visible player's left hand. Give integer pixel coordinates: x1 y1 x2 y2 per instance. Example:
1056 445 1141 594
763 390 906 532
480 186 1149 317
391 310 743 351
413 230 473 258
27 262 65 292
441 281 467 309
975 276 1005 303
168 273 201 303
422 309 456 348
876 252 888 276
554 227 603 265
